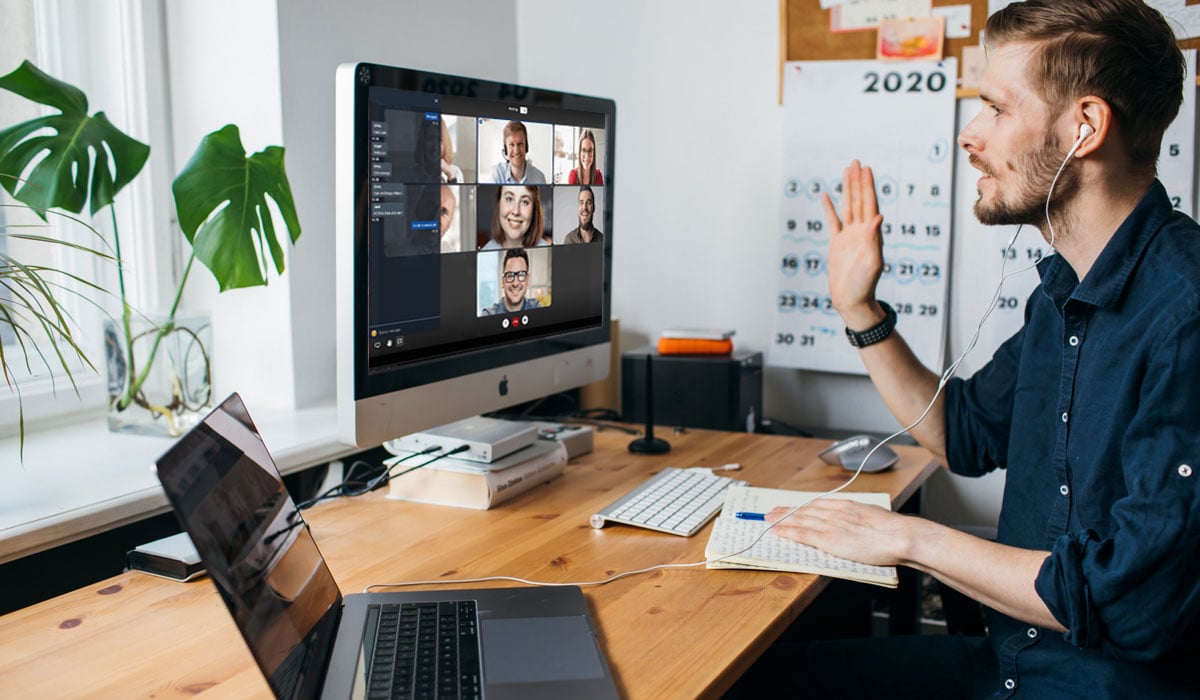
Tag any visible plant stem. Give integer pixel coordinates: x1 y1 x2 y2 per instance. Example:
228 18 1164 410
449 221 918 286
122 250 196 407
109 200 197 412
110 206 137 410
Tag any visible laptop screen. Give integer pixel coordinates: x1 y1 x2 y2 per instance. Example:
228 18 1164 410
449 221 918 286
155 394 342 699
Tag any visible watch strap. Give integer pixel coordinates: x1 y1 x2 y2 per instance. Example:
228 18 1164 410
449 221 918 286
845 301 897 348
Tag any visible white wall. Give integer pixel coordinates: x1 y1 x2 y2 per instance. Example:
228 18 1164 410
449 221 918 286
165 0 294 410
165 0 520 412
164 0 1001 527
513 0 907 436
513 0 1003 527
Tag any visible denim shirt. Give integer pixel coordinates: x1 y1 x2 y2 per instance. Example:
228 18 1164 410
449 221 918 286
943 181 1200 698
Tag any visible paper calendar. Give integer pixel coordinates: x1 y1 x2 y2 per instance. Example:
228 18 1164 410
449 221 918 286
771 60 958 375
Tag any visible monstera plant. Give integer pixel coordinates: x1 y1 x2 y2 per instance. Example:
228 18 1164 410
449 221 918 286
0 60 301 440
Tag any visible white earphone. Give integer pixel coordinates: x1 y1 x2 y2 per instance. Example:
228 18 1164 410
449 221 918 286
1066 124 1094 159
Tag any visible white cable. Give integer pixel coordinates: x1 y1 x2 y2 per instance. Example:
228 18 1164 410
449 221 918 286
365 148 1080 595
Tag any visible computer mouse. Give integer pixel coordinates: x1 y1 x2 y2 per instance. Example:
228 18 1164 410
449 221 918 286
817 435 899 473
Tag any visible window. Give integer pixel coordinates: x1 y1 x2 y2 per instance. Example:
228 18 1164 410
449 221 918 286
0 0 178 431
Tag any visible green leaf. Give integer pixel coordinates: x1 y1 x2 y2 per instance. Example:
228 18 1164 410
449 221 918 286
172 124 302 291
0 61 150 217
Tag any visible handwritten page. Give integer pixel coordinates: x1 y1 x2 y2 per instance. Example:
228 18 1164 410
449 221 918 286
705 486 898 588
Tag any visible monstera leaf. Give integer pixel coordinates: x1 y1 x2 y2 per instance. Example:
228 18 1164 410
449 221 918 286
172 124 301 291
0 61 150 217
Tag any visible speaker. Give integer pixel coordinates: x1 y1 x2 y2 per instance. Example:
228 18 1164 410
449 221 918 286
621 348 763 433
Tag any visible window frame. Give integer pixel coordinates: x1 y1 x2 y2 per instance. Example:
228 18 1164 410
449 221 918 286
0 0 180 435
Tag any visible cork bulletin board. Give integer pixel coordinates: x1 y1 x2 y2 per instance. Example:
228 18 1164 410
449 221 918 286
783 0 987 66
780 0 1200 92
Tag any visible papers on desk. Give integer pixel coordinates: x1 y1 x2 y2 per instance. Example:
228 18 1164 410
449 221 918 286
704 486 899 588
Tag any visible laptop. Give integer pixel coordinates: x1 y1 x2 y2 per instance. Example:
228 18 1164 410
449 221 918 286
154 393 618 699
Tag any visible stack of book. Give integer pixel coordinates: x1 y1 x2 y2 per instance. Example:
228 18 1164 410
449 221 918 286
387 439 568 510
656 327 735 356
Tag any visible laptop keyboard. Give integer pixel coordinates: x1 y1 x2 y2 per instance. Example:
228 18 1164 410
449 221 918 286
366 600 481 699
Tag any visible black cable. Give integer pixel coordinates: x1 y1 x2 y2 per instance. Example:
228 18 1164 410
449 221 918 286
386 444 471 480
296 446 442 510
759 417 814 438
482 410 641 436
575 407 621 421
294 459 378 510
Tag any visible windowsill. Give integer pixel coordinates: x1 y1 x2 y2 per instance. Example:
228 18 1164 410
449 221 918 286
0 401 359 565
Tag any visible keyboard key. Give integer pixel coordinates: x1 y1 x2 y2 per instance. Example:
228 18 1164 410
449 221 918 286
366 600 482 699
589 467 746 536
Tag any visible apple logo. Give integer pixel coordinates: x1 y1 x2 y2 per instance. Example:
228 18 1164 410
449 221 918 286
498 375 509 396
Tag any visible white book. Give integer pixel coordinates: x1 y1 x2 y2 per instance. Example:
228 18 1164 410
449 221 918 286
387 440 567 510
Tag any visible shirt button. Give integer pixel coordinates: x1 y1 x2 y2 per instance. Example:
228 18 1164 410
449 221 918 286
1027 627 1038 638
1180 464 1194 478
1068 335 1080 346
1005 678 1017 690
1061 412 1069 423
1060 484 1070 496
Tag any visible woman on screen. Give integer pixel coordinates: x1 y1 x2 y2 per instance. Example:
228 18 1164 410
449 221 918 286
440 119 463 184
567 130 603 185
481 185 546 249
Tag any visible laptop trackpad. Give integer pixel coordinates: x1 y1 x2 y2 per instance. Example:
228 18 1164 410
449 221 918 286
481 616 606 683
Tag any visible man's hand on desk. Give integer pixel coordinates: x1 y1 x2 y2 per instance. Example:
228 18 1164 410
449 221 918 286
766 499 1065 632
765 499 912 567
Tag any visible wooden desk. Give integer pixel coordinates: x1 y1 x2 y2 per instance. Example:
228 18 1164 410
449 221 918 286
0 428 938 699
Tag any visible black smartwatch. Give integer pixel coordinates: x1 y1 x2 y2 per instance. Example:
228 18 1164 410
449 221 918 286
844 301 897 348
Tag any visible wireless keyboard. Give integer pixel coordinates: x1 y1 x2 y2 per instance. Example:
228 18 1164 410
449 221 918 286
589 467 746 537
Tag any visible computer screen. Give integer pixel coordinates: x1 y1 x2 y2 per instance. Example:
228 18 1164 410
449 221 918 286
335 63 615 447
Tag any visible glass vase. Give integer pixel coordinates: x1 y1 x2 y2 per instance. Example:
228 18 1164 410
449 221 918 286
104 312 213 437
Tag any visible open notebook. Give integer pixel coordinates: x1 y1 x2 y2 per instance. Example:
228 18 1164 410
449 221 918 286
704 485 899 588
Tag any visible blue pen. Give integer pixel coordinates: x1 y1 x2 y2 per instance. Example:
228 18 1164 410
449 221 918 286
734 511 766 521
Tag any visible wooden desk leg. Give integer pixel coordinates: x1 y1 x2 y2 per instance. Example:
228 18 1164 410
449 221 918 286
888 487 923 635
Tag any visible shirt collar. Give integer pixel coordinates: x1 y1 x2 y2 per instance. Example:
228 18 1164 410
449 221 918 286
1037 180 1170 311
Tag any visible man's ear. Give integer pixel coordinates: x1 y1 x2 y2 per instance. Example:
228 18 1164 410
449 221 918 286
1072 96 1112 158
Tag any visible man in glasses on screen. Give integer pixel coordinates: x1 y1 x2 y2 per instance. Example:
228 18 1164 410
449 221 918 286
482 248 543 316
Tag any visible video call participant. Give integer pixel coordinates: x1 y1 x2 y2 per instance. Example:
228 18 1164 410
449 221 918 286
480 185 547 249
439 185 458 253
492 120 546 184
564 185 603 244
736 1 1200 698
567 129 603 185
440 120 463 184
481 248 542 316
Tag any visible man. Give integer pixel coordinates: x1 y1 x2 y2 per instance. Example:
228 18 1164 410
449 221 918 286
491 120 546 184
439 185 459 253
564 185 604 244
740 1 1200 697
482 248 542 316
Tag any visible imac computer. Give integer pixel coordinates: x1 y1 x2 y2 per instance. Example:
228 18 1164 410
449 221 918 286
335 62 615 448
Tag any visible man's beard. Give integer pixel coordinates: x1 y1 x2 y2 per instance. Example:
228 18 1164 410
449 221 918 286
973 130 1081 232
